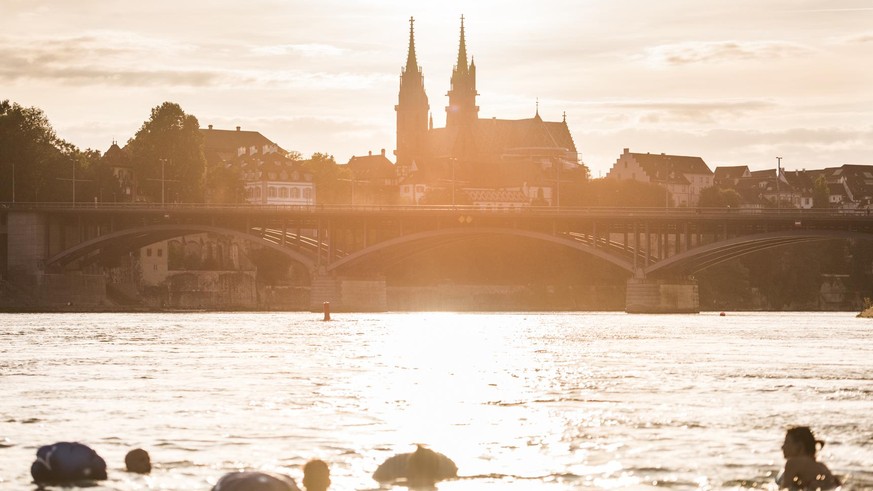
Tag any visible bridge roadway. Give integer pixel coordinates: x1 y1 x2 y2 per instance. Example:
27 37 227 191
4 202 873 281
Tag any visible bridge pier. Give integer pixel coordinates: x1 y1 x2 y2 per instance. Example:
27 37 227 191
6 211 47 282
309 273 387 312
625 278 699 314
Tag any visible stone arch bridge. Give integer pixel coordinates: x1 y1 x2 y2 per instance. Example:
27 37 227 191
3 203 872 312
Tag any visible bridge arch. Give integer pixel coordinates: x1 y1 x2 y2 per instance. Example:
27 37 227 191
45 224 318 272
325 227 635 274
645 229 873 277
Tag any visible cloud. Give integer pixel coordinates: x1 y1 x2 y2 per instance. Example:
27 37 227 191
252 43 347 57
646 40 814 65
0 32 391 90
831 32 873 45
587 99 777 125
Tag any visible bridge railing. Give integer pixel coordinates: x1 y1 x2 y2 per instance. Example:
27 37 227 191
1 201 871 219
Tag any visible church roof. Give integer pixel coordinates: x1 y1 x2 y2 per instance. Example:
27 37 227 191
426 116 577 161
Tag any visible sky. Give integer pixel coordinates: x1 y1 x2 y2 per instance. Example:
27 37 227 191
2 0 872 177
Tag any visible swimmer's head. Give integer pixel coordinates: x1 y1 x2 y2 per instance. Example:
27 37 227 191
302 459 330 491
783 427 824 458
125 448 151 474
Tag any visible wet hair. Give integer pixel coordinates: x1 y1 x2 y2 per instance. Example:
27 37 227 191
302 459 330 491
786 426 825 456
406 445 441 486
125 448 151 474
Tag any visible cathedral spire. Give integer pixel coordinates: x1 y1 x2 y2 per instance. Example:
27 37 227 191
446 15 478 129
405 16 418 72
456 15 468 73
396 16 429 168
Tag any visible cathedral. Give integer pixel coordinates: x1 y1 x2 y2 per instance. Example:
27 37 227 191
394 16 585 206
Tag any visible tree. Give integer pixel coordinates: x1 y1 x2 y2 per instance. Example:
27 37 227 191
813 174 830 209
206 165 245 204
569 178 666 207
301 153 348 204
127 102 206 203
0 100 79 202
698 186 741 208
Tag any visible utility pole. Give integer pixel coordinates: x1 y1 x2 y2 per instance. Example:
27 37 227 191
147 158 178 205
57 160 91 207
776 156 782 210
11 161 14 203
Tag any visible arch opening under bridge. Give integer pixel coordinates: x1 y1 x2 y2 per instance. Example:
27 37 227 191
44 224 318 273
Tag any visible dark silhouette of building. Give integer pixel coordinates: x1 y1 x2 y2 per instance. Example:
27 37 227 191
395 16 585 206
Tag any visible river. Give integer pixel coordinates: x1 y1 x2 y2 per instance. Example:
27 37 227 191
1 312 871 490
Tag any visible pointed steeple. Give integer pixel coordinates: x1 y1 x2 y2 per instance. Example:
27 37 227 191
456 15 468 74
405 16 418 73
396 16 429 168
446 14 478 129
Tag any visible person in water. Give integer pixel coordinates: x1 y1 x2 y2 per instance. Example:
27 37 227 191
777 426 840 490
372 444 457 487
212 471 301 491
302 459 331 491
125 448 151 474
30 441 108 484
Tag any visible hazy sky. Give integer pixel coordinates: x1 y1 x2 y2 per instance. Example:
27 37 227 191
3 0 872 177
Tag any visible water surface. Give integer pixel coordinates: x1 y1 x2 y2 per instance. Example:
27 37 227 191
1 312 871 490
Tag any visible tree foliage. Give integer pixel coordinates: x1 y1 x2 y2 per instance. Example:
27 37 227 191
698 186 741 208
301 153 349 204
127 102 206 203
0 100 82 202
566 178 667 207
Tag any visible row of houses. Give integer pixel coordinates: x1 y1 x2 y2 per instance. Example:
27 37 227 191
606 147 873 210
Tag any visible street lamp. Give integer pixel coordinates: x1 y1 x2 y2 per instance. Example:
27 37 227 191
147 158 177 205
449 157 457 207
776 156 782 210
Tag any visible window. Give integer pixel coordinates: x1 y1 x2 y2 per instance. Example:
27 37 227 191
280 188 289 198
303 188 312 199
157 249 163 257
268 187 277 198
146 248 152 257
291 188 300 199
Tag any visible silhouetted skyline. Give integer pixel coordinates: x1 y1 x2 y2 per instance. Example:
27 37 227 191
3 1 871 176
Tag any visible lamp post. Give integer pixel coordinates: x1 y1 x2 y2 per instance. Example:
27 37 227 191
147 158 178 206
160 158 166 205
450 158 457 207
776 156 782 210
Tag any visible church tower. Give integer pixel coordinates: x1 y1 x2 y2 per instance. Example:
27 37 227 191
446 16 479 129
395 17 430 168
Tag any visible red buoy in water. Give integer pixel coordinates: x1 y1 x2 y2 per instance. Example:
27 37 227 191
719 312 726 317
323 301 331 321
